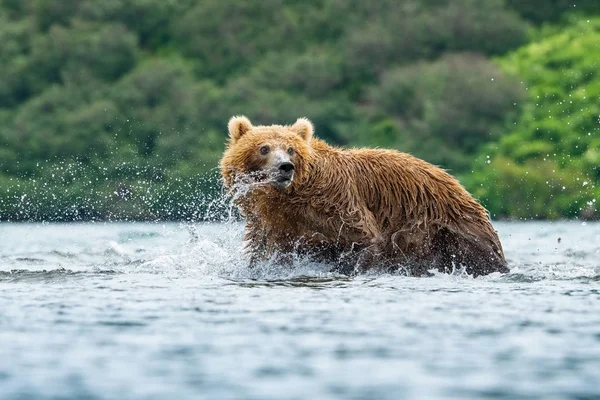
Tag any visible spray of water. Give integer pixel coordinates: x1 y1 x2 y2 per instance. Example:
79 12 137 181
1 166 598 283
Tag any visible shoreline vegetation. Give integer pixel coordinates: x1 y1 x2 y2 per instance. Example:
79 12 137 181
0 1 598 221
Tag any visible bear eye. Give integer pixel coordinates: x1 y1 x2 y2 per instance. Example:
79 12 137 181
287 147 294 156
259 145 270 155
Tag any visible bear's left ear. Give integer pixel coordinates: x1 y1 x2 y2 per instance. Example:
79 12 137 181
291 118 314 142
228 115 253 143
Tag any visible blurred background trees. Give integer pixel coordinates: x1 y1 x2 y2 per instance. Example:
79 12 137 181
0 0 598 220
466 18 600 219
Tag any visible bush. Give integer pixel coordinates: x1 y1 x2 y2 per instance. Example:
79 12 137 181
369 53 524 171
77 0 186 47
344 0 529 80
30 21 139 84
111 58 226 165
467 157 598 219
172 0 303 81
0 17 37 106
506 0 600 24
469 18 600 219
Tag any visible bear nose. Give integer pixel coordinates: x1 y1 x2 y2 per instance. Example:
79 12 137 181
278 162 294 173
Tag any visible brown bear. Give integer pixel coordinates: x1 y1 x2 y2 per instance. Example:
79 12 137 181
220 116 508 277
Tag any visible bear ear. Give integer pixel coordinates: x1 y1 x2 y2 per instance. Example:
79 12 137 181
228 115 253 143
292 118 314 142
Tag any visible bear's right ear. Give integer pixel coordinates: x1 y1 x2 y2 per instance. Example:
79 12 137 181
292 117 314 143
228 115 253 143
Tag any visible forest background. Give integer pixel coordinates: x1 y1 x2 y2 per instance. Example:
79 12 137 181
0 0 598 221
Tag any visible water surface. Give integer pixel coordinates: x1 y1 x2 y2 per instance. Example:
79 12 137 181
0 222 599 399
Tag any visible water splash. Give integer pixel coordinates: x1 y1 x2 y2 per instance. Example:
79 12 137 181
1 218 598 283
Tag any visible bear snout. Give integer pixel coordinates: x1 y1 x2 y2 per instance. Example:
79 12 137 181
272 162 294 189
278 162 294 174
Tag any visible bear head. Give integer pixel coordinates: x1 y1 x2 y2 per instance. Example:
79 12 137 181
220 116 314 191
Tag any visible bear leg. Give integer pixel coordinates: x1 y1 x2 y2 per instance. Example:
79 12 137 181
432 228 509 277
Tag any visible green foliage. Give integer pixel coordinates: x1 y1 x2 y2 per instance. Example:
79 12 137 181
468 157 596 219
506 0 600 24
0 16 37 107
344 0 528 80
468 18 600 219
0 1 596 220
368 53 524 171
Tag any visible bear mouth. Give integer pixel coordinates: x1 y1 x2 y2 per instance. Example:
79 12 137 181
272 175 293 189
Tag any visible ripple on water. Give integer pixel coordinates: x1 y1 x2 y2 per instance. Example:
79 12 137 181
0 221 599 400
0 268 119 283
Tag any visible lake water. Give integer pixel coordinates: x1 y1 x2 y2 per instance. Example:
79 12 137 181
0 221 599 400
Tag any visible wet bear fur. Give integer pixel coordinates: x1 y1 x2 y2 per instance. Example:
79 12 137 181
220 116 508 277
